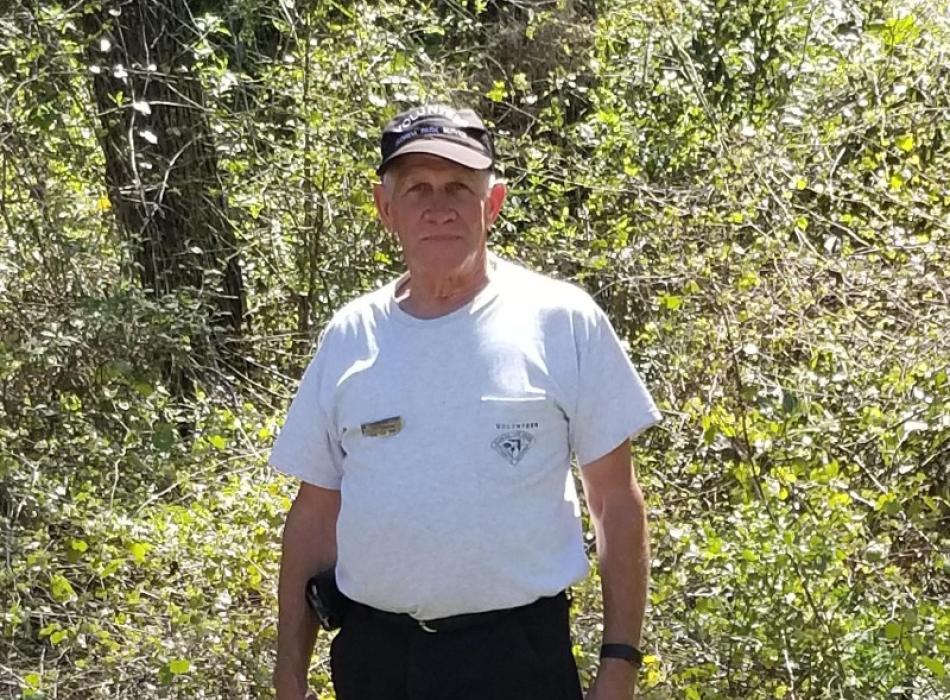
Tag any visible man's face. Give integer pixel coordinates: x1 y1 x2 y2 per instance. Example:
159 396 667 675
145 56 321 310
373 154 506 274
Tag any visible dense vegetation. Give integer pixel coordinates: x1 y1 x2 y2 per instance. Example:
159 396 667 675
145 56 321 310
1 0 947 697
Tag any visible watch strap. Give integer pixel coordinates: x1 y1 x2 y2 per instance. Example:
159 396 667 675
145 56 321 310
599 643 644 666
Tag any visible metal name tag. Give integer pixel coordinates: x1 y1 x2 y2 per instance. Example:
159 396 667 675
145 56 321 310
361 416 403 437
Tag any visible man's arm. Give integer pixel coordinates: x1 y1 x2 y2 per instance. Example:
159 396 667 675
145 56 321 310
579 439 649 699
274 482 341 699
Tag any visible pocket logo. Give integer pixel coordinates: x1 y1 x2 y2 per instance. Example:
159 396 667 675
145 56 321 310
491 430 535 465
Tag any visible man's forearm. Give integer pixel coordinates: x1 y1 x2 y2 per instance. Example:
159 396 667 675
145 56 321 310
595 484 649 649
275 488 339 694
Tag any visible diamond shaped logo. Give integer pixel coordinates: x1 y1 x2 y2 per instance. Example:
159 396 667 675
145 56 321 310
491 430 535 466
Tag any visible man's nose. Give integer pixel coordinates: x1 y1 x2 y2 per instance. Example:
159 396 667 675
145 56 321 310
423 192 456 222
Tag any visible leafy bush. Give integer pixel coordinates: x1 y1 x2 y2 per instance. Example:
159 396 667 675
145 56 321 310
1 0 947 698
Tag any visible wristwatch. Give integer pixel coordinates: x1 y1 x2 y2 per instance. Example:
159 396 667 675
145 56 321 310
599 643 644 667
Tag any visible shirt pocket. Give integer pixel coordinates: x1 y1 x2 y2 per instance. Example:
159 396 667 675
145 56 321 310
478 396 569 479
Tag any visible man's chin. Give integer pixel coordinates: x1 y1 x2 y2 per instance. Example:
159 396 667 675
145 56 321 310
409 246 485 274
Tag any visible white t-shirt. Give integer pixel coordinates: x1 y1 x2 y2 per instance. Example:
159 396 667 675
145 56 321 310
270 257 661 619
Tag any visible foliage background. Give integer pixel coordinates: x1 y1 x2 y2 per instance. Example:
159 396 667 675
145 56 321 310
1 0 948 698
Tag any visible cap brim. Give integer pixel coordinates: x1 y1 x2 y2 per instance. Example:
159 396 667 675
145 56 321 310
379 139 492 174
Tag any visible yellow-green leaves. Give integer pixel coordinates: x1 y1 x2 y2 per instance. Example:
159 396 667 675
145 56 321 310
159 658 193 684
128 541 151 564
659 293 683 311
21 673 43 699
207 434 227 450
486 80 507 103
168 658 191 675
869 15 921 49
921 656 946 678
49 574 76 603
66 538 88 563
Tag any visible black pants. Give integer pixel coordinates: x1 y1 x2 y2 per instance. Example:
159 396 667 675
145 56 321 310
330 593 584 700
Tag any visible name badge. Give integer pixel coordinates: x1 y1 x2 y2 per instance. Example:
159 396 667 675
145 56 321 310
361 416 403 437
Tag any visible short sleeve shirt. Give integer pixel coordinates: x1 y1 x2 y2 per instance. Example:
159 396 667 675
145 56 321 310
270 257 661 619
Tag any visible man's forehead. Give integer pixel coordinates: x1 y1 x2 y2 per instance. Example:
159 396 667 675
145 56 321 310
390 153 484 178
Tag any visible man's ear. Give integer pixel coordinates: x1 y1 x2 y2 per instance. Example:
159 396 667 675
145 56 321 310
485 181 507 226
373 182 393 232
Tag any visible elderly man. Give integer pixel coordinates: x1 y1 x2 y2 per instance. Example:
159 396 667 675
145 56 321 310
271 104 661 700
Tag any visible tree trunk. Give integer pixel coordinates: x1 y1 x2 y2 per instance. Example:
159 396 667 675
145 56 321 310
86 0 245 398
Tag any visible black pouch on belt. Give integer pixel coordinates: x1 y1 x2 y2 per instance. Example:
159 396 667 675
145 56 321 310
304 568 351 631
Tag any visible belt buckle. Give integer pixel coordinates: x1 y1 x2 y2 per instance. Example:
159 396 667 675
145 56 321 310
418 620 438 633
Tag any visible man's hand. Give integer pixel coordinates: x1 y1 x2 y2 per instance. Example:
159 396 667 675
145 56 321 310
585 658 638 699
274 667 318 700
274 674 317 700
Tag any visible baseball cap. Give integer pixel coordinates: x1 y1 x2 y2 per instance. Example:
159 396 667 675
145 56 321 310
377 104 495 175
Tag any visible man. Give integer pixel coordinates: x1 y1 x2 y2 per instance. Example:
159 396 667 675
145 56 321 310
270 104 661 700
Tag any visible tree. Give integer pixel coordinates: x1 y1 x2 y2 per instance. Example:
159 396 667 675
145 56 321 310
85 0 246 397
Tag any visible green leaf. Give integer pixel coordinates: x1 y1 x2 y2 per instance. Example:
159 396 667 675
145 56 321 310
100 558 123 578
885 14 920 46
884 621 902 639
59 393 82 412
922 656 946 678
208 434 227 450
738 271 760 290
49 575 75 603
152 423 175 451
705 536 723 557
896 134 914 152
66 538 88 563
168 658 191 675
781 390 798 414
659 294 683 310
128 542 150 563
486 80 507 103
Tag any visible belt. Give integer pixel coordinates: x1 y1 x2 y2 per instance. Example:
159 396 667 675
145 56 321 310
352 591 567 634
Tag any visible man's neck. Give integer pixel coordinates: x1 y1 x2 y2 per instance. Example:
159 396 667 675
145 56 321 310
396 252 492 319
